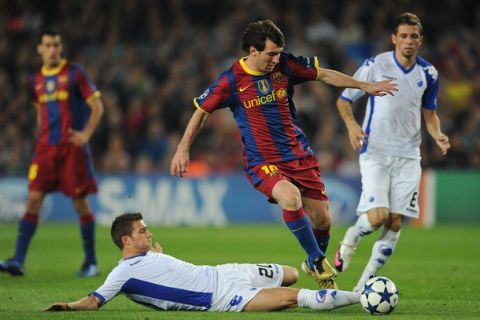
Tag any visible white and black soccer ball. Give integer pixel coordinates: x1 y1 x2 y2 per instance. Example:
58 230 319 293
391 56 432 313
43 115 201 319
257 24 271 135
360 276 399 315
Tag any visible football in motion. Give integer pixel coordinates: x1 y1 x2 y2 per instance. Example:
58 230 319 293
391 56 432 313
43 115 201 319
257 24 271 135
360 276 399 314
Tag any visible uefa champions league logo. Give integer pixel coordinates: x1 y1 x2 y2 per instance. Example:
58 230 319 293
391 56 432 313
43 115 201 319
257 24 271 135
198 89 209 100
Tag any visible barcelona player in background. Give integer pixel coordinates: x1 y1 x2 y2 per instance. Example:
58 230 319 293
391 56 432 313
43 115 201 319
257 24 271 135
0 29 104 277
171 20 397 289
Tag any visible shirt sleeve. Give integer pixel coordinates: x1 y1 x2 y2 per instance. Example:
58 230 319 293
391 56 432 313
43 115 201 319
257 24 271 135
193 72 232 114
91 264 129 307
340 57 375 103
73 63 101 103
421 65 439 110
283 52 318 85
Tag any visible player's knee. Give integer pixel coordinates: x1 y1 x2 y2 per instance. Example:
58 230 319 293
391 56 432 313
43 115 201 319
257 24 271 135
278 191 302 210
281 266 299 286
26 193 44 213
72 197 90 215
26 201 42 213
272 181 302 210
368 208 389 229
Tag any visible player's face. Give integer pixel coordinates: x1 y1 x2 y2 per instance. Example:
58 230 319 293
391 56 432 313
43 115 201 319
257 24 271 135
251 39 283 73
392 24 423 60
37 35 63 68
128 220 153 253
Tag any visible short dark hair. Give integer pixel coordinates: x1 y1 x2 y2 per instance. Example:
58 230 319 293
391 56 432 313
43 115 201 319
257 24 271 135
38 28 61 44
241 19 285 53
393 12 423 35
111 212 143 249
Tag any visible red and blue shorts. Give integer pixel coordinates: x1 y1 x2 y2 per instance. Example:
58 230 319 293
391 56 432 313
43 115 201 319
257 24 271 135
244 154 328 201
28 144 97 197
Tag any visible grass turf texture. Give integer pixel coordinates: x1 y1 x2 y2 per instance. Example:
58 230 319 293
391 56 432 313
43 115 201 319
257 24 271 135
0 224 479 319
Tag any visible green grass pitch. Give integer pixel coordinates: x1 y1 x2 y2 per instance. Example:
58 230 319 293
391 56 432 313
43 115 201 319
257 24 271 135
1 223 479 319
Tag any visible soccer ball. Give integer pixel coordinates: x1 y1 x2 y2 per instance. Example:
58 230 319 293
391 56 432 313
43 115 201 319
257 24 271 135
360 276 399 314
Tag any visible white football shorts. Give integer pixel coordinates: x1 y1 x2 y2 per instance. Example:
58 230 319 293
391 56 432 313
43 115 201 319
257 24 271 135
210 263 284 312
357 153 421 218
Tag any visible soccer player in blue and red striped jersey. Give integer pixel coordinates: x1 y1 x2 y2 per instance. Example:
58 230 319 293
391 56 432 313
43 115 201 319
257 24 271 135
170 20 397 289
0 29 104 277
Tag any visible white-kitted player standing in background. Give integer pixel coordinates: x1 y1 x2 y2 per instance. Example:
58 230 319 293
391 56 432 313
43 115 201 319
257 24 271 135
334 12 450 291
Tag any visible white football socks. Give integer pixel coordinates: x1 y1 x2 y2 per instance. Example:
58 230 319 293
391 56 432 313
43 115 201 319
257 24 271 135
297 289 360 310
355 229 400 290
343 213 374 246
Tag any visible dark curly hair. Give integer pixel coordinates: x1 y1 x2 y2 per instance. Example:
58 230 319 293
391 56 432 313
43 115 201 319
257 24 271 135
241 19 285 53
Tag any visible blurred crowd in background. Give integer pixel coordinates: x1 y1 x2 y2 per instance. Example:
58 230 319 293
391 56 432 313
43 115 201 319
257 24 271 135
1 0 479 176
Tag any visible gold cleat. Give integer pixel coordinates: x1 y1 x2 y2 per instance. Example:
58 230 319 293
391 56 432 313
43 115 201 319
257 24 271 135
301 257 338 289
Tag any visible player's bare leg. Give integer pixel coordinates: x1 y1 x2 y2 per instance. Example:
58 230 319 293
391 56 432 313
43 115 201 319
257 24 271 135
280 265 299 287
244 287 359 311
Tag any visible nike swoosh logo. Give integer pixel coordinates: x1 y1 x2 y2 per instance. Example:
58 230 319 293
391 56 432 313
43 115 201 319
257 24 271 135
291 225 306 233
239 84 253 92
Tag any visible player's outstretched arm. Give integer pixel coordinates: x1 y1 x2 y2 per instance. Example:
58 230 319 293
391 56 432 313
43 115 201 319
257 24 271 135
170 109 209 177
318 68 397 96
44 295 100 312
337 97 367 151
423 109 450 155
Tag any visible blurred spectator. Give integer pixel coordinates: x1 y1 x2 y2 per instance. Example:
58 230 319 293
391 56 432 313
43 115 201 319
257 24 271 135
139 118 169 166
100 132 131 173
1 0 479 176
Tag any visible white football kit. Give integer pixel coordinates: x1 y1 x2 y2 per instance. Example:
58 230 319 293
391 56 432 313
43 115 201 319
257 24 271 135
340 51 439 217
91 251 283 312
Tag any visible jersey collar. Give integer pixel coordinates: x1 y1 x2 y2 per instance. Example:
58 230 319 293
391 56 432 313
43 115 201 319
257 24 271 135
239 57 266 76
41 59 67 76
123 252 148 261
392 51 416 74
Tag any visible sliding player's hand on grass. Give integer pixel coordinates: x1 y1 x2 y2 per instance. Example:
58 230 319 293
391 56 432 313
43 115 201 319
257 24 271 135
43 303 71 311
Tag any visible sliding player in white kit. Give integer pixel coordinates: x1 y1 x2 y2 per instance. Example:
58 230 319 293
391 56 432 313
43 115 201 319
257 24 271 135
44 212 359 313
334 12 450 292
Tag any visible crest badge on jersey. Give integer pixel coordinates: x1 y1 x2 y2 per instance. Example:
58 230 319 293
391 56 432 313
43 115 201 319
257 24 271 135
257 79 269 94
46 80 56 93
275 88 287 99
58 75 68 85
